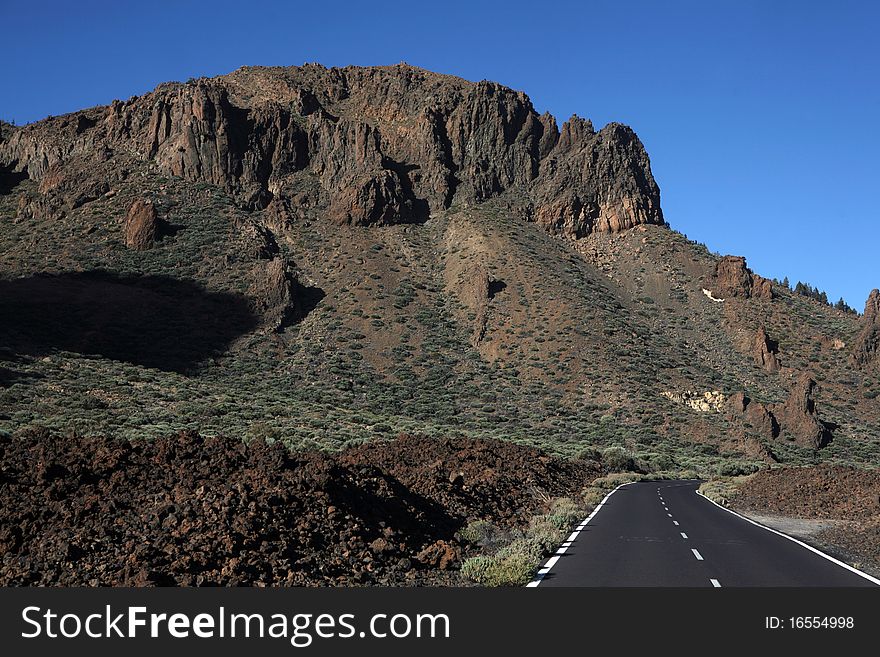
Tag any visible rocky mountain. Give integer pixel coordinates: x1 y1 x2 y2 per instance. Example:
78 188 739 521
1 63 878 474
2 64 662 234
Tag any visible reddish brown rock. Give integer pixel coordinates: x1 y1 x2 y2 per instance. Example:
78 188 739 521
853 289 880 367
738 434 778 463
726 392 779 441
773 374 832 449
123 199 159 250
415 540 460 570
0 431 594 586
2 64 664 234
459 264 491 345
753 327 780 372
327 170 413 226
710 256 773 300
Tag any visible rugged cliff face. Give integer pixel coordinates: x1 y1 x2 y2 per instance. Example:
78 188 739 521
0 63 663 235
854 289 880 367
710 255 773 300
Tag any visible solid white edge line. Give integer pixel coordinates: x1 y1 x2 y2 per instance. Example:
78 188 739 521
710 578 721 588
692 549 704 560
695 489 880 586
527 481 634 587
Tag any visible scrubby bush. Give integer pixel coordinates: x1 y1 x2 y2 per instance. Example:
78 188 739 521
531 513 572 532
601 445 635 472
460 552 536 587
699 474 757 506
458 520 506 551
573 445 601 462
581 486 605 508
635 451 674 473
526 518 566 553
494 537 545 562
549 497 583 525
460 556 494 583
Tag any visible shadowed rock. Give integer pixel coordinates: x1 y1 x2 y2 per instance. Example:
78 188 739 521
753 327 780 372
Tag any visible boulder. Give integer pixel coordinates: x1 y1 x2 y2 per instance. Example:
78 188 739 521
123 199 159 250
415 540 459 570
459 264 491 345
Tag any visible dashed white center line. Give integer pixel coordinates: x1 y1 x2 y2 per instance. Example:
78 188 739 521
680 532 688 539
692 549 704 561
673 520 679 526
667 513 673 517
710 579 721 588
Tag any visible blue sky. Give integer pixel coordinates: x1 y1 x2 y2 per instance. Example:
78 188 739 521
2 0 878 307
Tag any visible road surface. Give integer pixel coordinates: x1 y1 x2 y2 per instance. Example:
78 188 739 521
531 480 878 587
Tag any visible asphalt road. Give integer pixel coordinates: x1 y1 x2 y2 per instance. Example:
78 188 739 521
532 480 879 587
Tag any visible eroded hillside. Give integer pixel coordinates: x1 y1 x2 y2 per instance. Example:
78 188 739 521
1 64 878 473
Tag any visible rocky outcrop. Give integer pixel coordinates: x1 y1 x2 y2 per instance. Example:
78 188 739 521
753 327 780 372
709 378 830 451
773 375 832 449
248 257 299 331
661 390 726 412
710 256 772 300
0 64 664 235
458 264 494 346
531 120 663 238
853 289 880 367
122 199 160 250
727 392 779 440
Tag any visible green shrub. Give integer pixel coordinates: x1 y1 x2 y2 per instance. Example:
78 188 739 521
460 556 494 583
574 446 601 462
458 520 504 548
494 537 545 562
699 475 753 506
581 486 605 508
526 519 565 553
591 472 642 491
461 553 536 587
548 497 583 524
601 445 635 472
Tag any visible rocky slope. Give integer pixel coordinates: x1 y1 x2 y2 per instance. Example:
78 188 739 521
0 63 878 474
0 430 593 585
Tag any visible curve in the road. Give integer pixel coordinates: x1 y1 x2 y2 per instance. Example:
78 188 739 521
529 480 880 587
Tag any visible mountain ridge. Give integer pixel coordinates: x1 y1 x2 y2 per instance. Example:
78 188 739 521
1 64 878 473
